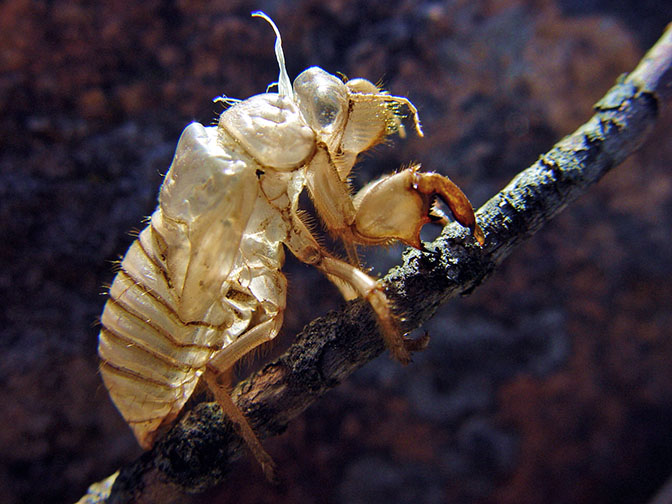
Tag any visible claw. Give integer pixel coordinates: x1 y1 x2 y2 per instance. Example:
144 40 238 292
403 331 430 353
472 223 485 246
351 166 483 249
411 169 473 229
411 168 485 246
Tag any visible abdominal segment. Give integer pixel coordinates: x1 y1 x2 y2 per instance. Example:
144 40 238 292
98 223 243 448
99 207 287 448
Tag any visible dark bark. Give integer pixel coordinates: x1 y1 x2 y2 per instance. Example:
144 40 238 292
77 23 672 504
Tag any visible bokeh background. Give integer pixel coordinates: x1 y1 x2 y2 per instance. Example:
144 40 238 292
2 1 672 503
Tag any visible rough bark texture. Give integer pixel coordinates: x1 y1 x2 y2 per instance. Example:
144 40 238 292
76 22 672 504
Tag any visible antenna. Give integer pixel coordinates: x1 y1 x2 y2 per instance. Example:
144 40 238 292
251 11 293 100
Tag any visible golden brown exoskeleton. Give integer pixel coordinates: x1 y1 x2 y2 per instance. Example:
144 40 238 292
98 11 484 479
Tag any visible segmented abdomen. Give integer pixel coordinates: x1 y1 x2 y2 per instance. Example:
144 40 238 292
98 222 227 449
97 120 292 449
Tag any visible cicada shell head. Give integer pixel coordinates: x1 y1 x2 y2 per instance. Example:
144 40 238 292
293 66 423 181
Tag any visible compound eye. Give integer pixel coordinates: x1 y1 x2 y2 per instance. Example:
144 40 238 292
294 66 348 133
314 92 341 128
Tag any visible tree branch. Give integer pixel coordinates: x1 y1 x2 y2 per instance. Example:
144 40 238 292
77 23 672 504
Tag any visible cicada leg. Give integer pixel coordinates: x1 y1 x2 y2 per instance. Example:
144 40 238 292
203 269 286 482
203 367 276 482
351 165 485 249
286 216 426 364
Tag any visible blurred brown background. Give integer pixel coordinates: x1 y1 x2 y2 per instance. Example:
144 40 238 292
1 1 672 503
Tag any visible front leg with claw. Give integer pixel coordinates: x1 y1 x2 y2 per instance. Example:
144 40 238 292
351 165 485 249
300 157 482 364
